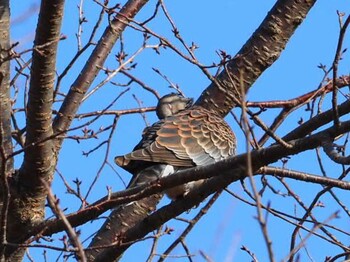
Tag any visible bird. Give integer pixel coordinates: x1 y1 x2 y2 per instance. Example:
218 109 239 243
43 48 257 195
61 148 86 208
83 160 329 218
115 93 236 200
155 92 194 119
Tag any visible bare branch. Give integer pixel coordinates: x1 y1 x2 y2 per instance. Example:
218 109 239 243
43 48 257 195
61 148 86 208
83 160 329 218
322 140 350 165
53 0 149 148
331 13 350 128
45 181 86 262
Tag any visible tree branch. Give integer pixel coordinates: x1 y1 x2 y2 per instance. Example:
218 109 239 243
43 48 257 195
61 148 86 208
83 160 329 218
8 0 65 259
93 2 319 258
283 99 350 141
20 0 64 191
0 0 14 259
28 119 350 243
53 0 149 149
99 120 350 260
0 0 13 180
196 0 317 116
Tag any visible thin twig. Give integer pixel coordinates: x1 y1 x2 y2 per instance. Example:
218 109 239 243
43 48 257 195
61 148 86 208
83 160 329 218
45 181 87 262
331 13 350 128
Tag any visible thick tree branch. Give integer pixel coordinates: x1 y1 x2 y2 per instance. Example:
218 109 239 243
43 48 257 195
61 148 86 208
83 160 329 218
0 0 13 180
89 119 350 260
7 0 65 259
28 119 350 243
0 0 13 260
18 94 350 245
20 0 64 193
86 194 162 261
196 0 317 116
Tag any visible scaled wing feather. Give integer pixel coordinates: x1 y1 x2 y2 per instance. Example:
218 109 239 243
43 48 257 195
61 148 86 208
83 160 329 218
116 106 236 170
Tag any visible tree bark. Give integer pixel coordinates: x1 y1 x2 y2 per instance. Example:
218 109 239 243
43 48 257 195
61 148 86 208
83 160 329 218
86 194 162 261
0 0 14 260
6 0 65 260
196 0 317 117
0 0 12 179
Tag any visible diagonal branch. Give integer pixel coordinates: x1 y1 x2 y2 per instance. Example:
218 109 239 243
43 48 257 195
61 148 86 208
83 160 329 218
196 0 317 116
283 99 350 141
18 95 350 244
86 119 350 260
28 119 350 242
53 0 149 148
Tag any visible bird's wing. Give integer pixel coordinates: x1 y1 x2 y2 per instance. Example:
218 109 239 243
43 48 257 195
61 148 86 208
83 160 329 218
115 106 236 169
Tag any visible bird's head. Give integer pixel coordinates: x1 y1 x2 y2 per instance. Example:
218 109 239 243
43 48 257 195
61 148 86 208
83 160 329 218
156 93 194 119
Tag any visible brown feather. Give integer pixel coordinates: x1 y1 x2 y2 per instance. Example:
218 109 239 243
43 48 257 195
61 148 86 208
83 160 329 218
115 106 236 171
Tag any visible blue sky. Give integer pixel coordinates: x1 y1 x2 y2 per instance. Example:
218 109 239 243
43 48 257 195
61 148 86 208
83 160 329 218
10 0 350 261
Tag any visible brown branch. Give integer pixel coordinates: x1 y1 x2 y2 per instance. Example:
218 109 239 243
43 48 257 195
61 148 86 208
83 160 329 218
196 0 317 116
288 166 350 261
242 90 276 262
0 128 11 261
19 0 64 188
25 119 350 247
84 116 119 201
283 99 350 142
286 212 340 262
276 172 346 255
332 13 350 128
75 106 156 119
146 226 162 262
227 188 350 247
92 119 350 260
259 166 350 190
247 76 350 109
327 252 350 262
159 191 222 261
45 182 86 262
322 140 350 165
6 0 65 260
120 70 160 98
0 0 14 208
85 194 163 261
0 7 13 257
53 0 149 149
55 3 105 100
0 0 13 170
